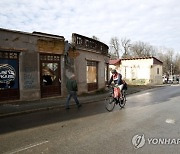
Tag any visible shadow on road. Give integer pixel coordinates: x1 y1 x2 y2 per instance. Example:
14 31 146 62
0 100 112 134
1 85 179 135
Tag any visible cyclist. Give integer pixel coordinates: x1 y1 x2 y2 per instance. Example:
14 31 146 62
108 69 124 99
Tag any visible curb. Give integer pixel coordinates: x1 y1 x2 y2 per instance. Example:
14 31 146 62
0 97 105 118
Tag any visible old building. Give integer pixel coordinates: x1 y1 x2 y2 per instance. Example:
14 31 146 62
109 57 163 85
0 29 110 103
0 28 65 102
65 33 109 94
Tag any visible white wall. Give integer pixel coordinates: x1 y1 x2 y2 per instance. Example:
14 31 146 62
120 58 163 85
121 59 152 80
151 64 163 84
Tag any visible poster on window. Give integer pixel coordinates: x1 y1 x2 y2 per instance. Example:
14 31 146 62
0 59 18 90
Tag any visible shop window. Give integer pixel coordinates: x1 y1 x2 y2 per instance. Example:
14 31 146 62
0 51 19 101
87 66 97 83
86 60 98 91
0 52 19 90
42 63 58 86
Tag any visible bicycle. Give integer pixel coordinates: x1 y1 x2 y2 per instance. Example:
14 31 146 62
104 85 127 112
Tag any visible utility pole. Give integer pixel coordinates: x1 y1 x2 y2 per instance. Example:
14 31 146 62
171 64 173 76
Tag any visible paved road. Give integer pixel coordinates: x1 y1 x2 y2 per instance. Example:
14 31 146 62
0 85 180 154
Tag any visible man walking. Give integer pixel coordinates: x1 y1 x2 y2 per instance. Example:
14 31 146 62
65 74 82 109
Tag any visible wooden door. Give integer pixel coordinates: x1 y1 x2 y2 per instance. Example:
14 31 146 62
40 54 61 98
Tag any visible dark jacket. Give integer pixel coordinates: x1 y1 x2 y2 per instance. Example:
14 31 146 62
66 78 78 92
108 73 123 85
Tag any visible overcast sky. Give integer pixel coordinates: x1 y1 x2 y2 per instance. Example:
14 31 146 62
1 0 180 52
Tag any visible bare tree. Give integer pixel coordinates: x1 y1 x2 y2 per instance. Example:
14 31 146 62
157 51 170 75
121 38 131 58
130 41 157 57
108 36 180 75
110 37 120 58
157 48 175 75
130 41 146 57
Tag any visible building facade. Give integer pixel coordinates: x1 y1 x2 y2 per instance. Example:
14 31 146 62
109 57 163 85
0 28 65 103
66 33 109 94
0 29 109 103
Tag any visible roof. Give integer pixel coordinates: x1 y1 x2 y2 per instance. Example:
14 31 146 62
0 28 64 40
32 31 64 39
109 59 121 65
121 56 163 64
109 57 163 65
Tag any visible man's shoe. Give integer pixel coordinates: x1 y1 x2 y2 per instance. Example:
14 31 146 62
78 104 82 108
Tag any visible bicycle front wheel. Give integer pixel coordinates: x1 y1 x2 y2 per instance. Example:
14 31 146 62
119 91 126 108
105 96 116 112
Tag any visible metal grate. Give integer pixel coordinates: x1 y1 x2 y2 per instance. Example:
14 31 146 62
40 54 60 62
0 51 19 59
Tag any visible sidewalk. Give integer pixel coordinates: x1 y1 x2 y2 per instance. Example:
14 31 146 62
0 85 165 118
0 92 110 118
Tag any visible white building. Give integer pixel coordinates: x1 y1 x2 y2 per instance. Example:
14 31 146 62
109 57 163 85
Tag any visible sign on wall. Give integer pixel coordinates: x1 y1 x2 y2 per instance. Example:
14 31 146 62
0 60 18 89
37 39 64 54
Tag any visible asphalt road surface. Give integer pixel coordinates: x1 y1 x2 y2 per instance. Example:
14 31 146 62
0 85 180 154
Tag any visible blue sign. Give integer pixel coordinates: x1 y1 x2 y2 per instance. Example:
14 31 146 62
0 59 18 89
0 64 16 83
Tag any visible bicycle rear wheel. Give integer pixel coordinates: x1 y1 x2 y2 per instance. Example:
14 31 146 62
105 96 116 112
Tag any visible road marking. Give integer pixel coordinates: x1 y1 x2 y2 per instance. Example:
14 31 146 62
8 140 49 154
166 119 175 124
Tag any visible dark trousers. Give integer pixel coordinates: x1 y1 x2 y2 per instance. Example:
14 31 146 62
66 91 80 108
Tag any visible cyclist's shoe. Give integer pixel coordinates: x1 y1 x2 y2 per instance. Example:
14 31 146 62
119 97 123 100
114 98 118 104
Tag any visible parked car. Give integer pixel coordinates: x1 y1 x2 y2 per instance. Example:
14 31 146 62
162 75 168 84
168 75 179 84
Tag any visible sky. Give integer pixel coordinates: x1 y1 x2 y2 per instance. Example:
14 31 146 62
1 0 180 52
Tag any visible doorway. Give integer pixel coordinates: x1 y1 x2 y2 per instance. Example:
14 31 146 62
40 54 61 97
86 60 98 91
